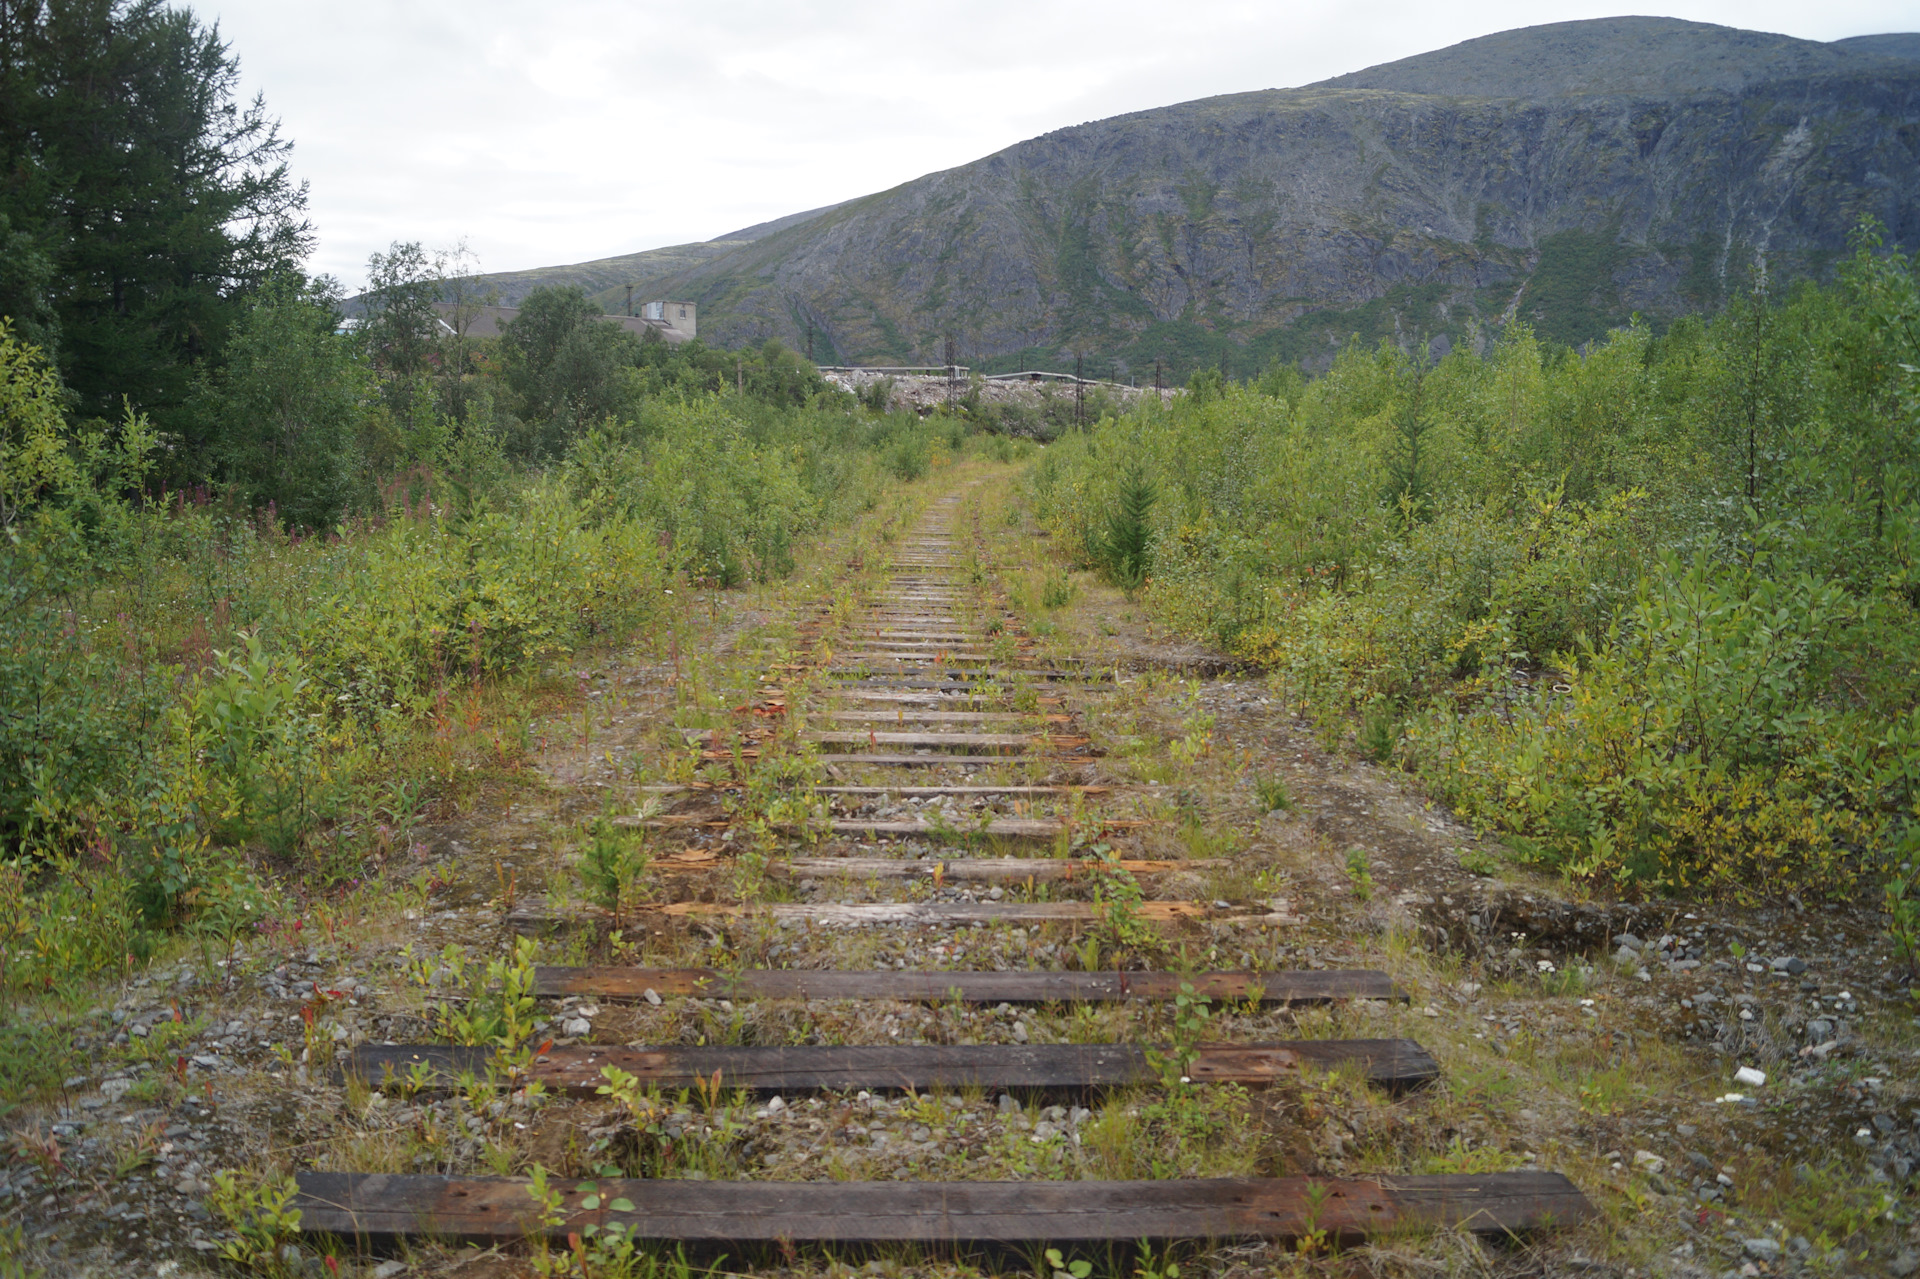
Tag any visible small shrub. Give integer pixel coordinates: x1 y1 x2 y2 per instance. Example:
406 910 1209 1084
1344 847 1374 901
1457 848 1501 876
1359 699 1397 763
406 937 540 1048
578 816 650 926
1040 571 1076 610
885 429 930 482
1253 776 1293 812
1886 855 1920 980
207 1170 304 1273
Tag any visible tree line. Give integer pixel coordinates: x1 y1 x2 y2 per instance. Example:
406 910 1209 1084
1 0 844 535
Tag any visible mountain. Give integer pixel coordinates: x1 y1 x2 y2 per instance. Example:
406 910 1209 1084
1312 17 1911 97
488 18 1920 375
472 203 843 308
1830 34 1920 62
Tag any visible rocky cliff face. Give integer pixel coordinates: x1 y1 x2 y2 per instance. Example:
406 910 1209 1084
517 19 1920 374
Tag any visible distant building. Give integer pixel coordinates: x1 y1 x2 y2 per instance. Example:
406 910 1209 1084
430 301 694 344
638 300 696 340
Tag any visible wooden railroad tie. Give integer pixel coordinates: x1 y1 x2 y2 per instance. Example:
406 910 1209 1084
530 966 1402 1004
801 732 1091 751
771 855 1200 881
294 1170 1594 1248
506 900 1302 932
813 710 1068 723
636 785 1111 797
809 753 1086 767
810 820 1143 839
350 1039 1440 1095
615 819 1143 840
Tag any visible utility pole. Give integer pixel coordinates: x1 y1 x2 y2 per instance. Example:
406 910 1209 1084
945 333 957 408
807 320 814 364
1074 353 1084 426
736 358 743 395
1154 359 1163 393
625 284 633 317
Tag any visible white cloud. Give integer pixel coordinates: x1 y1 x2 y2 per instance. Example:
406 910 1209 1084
203 0 1919 290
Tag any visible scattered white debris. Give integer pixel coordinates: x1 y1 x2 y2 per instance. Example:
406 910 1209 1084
1734 1066 1766 1087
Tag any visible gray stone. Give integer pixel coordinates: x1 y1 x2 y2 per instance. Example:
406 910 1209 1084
371 1262 408 1279
1894 1251 1920 1278
1741 1239 1781 1261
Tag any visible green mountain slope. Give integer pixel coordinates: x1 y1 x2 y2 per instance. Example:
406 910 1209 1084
489 18 1920 375
476 204 843 307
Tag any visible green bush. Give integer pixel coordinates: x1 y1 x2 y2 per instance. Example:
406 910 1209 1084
1028 230 1920 897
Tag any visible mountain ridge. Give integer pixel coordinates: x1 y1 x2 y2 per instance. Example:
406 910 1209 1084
483 19 1920 374
1312 17 1916 98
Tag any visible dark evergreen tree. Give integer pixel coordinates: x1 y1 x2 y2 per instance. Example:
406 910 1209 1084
0 0 311 428
1382 353 1434 519
1101 460 1157 588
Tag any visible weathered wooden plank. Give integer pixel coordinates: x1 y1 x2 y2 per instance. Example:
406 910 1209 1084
640 900 1299 925
294 1171 1592 1246
505 899 1301 932
636 785 1112 798
830 676 1005 688
531 966 1400 1004
811 753 1080 767
611 820 1140 839
777 855 1186 880
830 672 1103 685
829 690 1012 704
804 732 1065 750
347 1039 1439 1095
815 785 1113 796
832 652 997 664
816 711 1052 723
815 818 1139 838
839 641 996 653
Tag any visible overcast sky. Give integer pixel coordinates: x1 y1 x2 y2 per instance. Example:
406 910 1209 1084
206 0 1919 290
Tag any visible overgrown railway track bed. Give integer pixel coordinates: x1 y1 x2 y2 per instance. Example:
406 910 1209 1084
298 483 1593 1264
